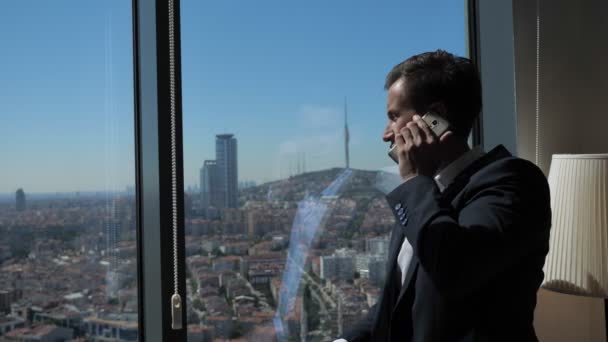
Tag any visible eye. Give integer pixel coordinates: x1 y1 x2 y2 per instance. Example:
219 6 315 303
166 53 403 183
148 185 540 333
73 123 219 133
388 111 398 121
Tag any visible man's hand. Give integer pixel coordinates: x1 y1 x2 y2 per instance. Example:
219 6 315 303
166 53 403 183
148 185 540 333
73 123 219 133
394 115 447 182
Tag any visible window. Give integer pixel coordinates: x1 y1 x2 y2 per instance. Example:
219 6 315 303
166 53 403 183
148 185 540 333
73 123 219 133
2 1 477 340
0 1 138 341
180 1 467 340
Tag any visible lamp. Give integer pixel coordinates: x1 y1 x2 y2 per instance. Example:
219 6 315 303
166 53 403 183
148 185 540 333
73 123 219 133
541 154 608 339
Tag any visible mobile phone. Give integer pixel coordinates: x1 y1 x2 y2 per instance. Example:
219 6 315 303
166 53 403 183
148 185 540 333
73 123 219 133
387 112 451 164
422 112 451 138
388 143 399 164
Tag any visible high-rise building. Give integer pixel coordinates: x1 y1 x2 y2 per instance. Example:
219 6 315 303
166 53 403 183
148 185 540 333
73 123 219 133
15 189 26 212
215 134 238 208
320 249 356 280
200 160 220 209
199 134 238 210
320 255 355 281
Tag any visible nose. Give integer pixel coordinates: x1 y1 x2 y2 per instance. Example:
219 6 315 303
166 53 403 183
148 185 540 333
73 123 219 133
382 121 394 143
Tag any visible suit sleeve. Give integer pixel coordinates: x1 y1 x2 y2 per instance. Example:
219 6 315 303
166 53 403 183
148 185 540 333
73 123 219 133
385 158 551 300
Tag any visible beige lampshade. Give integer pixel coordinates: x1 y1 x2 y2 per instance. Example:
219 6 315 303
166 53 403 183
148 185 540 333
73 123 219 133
541 154 608 298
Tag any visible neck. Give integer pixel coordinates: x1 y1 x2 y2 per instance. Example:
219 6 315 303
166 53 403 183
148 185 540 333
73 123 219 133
435 138 471 175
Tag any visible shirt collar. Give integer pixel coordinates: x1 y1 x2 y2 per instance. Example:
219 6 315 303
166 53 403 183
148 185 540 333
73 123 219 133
434 145 485 192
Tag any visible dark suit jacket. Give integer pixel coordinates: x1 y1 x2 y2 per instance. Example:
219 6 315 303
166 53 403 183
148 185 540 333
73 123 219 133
342 145 552 342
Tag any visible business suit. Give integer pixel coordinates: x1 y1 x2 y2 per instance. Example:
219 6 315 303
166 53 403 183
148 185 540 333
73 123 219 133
342 145 552 342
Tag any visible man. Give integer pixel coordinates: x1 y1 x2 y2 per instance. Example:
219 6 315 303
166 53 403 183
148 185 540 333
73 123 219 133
334 50 552 341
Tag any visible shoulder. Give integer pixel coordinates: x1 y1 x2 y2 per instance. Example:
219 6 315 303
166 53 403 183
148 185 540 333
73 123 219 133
474 156 546 185
468 156 550 203
462 155 552 232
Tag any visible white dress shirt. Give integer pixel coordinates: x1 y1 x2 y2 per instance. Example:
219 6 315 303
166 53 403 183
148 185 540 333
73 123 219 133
333 146 485 342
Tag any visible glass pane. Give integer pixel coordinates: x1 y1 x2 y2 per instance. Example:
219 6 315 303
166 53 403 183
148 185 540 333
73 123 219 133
181 1 465 340
0 2 138 341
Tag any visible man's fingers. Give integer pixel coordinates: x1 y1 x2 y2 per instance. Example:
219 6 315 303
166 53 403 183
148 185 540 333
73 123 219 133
394 131 405 148
405 122 421 146
399 126 414 148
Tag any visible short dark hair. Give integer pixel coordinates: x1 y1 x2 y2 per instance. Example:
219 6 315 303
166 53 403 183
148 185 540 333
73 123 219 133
384 50 482 138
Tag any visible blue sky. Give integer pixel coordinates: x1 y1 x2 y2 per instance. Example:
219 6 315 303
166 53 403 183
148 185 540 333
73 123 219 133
0 0 466 193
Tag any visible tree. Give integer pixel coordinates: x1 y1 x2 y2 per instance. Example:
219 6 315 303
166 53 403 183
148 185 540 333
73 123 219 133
212 247 225 257
230 321 245 339
192 298 204 311
189 278 198 293
303 285 320 331
270 244 284 252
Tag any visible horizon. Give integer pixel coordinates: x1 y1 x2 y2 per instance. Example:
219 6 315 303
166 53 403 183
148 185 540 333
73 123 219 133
0 164 401 198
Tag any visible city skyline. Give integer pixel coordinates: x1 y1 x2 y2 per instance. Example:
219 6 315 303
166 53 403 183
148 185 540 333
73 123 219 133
0 0 466 193
0 163 399 340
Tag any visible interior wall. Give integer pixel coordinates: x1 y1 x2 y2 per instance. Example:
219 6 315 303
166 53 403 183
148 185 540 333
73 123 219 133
514 0 608 172
512 0 608 340
477 0 517 155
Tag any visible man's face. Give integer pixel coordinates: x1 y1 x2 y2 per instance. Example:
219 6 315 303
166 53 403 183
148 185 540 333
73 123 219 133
383 78 416 146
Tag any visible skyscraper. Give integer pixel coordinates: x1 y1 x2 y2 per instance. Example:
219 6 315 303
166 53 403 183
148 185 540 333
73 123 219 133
200 160 220 208
344 97 350 169
15 189 26 212
216 134 238 208
200 135 239 210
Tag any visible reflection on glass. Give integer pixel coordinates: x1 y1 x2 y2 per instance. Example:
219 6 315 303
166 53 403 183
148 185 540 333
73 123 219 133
0 2 137 340
181 1 465 340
